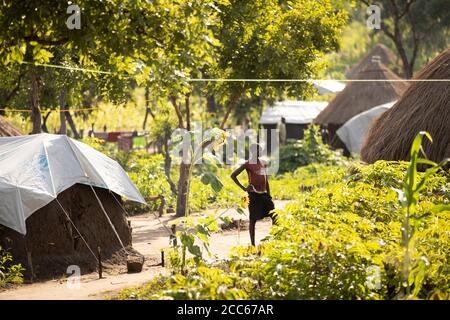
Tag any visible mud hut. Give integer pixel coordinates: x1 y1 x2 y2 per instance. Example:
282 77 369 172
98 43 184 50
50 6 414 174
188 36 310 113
346 44 399 79
0 115 22 136
0 134 146 279
0 184 134 279
361 48 450 164
314 58 408 153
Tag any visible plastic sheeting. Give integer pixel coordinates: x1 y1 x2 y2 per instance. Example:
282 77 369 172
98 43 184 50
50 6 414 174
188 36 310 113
0 134 146 234
312 80 346 95
260 101 328 125
337 101 396 154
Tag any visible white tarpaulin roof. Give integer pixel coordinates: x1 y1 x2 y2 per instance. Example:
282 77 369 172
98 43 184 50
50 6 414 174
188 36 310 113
312 80 346 95
337 101 396 154
0 134 146 234
260 101 328 125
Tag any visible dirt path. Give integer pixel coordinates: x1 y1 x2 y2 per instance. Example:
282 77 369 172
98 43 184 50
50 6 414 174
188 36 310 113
0 200 289 300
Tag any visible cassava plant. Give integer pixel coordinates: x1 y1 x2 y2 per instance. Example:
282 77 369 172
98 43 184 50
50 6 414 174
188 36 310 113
396 131 449 298
169 128 236 272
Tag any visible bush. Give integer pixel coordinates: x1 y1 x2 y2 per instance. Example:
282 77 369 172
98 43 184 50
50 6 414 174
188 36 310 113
278 125 346 174
0 246 24 287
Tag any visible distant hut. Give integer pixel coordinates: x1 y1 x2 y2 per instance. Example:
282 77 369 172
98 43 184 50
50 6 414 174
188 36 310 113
259 100 328 154
346 44 398 79
314 57 408 153
361 48 450 164
0 115 22 136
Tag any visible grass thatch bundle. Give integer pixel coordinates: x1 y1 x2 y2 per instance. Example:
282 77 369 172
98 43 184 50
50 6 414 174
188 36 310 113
361 48 450 164
0 115 22 136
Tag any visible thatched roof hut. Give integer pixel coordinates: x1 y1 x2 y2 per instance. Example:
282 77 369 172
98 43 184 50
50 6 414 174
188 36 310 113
361 48 450 164
346 44 398 79
314 59 408 152
0 115 22 136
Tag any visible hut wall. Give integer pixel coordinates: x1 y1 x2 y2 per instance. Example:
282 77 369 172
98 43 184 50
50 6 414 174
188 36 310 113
0 184 132 279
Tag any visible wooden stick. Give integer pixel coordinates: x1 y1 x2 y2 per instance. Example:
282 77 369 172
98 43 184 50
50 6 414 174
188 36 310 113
26 251 35 282
161 250 165 268
97 246 103 279
170 224 177 247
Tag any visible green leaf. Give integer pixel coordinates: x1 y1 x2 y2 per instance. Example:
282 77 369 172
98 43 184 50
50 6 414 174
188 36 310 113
200 172 223 193
431 204 450 213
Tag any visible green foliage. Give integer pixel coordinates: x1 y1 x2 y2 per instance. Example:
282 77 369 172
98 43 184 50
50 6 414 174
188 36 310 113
0 246 24 287
127 153 174 213
395 132 449 298
118 158 450 300
278 125 346 174
271 163 346 200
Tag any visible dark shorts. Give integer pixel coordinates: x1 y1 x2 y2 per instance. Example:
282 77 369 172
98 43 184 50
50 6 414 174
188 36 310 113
248 192 275 222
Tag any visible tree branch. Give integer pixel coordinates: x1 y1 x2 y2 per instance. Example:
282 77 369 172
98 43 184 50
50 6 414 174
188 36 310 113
3 72 25 105
219 91 243 129
170 96 185 129
399 0 415 19
185 93 191 131
24 35 69 46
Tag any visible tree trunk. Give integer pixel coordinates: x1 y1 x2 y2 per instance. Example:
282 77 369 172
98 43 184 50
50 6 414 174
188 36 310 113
220 91 242 129
163 139 177 196
59 88 67 135
65 110 81 139
206 95 216 113
185 93 191 131
175 162 190 217
143 108 150 130
30 71 42 134
41 111 52 133
143 87 155 130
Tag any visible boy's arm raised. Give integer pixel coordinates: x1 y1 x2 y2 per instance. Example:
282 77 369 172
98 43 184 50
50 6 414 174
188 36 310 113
231 163 248 192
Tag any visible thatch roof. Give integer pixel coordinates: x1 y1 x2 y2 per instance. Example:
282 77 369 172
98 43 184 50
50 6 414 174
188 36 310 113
0 115 22 136
361 48 450 164
346 44 398 79
315 59 408 126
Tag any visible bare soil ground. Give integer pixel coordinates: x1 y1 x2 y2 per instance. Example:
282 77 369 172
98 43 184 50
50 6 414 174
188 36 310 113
0 200 288 300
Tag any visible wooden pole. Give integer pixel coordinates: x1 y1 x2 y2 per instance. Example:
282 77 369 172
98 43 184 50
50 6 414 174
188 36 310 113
97 246 103 279
26 251 35 282
170 224 177 247
24 237 35 281
161 250 165 268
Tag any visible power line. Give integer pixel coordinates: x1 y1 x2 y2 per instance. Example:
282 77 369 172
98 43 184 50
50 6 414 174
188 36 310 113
19 61 450 82
0 107 98 113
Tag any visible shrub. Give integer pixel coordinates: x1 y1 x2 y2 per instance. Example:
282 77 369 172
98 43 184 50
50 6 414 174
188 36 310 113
0 246 24 287
278 125 346 174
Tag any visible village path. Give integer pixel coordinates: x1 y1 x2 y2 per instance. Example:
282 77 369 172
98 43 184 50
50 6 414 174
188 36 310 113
0 200 289 300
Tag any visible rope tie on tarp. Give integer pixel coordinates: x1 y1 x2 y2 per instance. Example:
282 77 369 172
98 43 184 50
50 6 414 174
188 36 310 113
88 184 129 255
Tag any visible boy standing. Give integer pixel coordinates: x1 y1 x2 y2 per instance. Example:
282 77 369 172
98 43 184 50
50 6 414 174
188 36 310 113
231 143 276 246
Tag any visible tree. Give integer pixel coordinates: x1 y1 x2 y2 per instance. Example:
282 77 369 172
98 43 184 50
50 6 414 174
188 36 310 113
0 0 157 132
210 0 348 128
361 0 450 78
141 0 348 216
137 0 221 216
